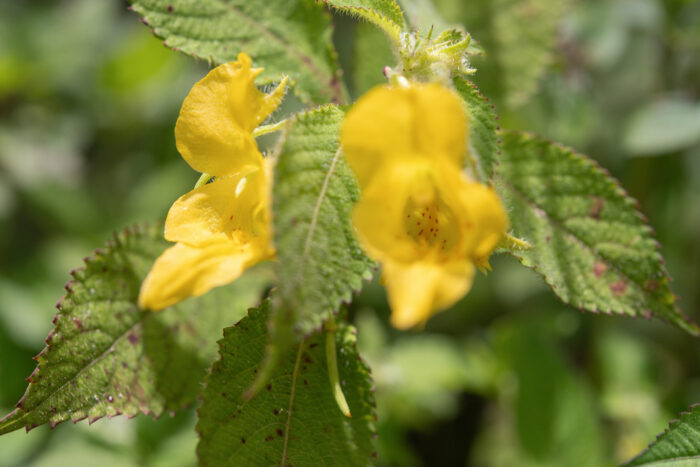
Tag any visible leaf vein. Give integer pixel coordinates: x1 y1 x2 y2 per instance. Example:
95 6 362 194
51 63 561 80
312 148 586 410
281 340 306 466
296 147 343 284
498 174 656 301
10 319 144 427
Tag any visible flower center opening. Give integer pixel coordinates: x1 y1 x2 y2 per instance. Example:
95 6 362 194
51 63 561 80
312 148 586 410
403 195 459 257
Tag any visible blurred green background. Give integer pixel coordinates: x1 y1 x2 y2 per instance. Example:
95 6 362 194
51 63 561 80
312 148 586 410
0 0 699 465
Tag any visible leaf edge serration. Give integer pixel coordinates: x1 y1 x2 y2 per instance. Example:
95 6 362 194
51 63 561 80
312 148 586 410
496 130 699 336
624 403 700 466
196 303 378 465
0 224 159 434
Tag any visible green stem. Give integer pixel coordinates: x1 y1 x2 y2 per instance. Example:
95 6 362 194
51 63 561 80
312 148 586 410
325 314 352 418
252 120 287 138
194 172 212 189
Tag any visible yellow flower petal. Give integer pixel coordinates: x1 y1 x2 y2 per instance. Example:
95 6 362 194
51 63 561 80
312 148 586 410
175 52 286 177
352 160 505 329
353 158 506 265
342 82 508 329
140 55 284 311
260 75 289 124
138 236 274 311
164 165 266 247
454 179 509 263
352 158 433 264
341 83 468 189
382 260 475 329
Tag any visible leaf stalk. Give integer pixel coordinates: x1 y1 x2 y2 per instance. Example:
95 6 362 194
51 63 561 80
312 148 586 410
325 314 352 418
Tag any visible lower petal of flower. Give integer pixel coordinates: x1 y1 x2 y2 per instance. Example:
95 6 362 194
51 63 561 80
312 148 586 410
382 260 475 329
138 237 274 311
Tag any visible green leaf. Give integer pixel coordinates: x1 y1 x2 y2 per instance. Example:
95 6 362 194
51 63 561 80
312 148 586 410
626 405 700 466
196 303 377 465
128 0 344 104
495 131 699 335
0 224 270 435
624 98 700 156
247 105 374 397
454 76 501 181
498 321 603 464
492 0 566 107
471 312 604 467
322 0 405 40
272 105 375 338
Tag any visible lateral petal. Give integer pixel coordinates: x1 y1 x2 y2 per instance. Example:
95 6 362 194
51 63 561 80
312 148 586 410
164 165 267 247
352 161 427 264
453 178 508 262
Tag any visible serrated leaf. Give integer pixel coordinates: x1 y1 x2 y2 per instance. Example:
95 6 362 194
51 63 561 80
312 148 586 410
196 303 376 466
454 76 501 181
495 131 699 335
493 0 566 107
626 405 700 466
272 105 375 338
0 224 270 435
322 0 405 40
129 0 344 105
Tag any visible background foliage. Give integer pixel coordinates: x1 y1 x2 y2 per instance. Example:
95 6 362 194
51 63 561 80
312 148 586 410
0 0 699 465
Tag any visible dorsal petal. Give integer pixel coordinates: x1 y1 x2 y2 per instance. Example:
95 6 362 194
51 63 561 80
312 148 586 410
175 53 282 176
341 83 468 188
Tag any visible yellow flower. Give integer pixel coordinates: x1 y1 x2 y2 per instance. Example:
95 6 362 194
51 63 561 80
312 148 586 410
138 53 287 311
341 83 507 329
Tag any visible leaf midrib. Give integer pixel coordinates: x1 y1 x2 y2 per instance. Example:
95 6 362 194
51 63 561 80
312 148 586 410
500 167 697 334
0 235 159 434
280 340 306 466
294 147 344 287
0 314 145 434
